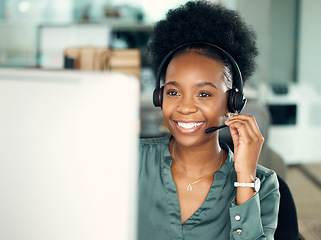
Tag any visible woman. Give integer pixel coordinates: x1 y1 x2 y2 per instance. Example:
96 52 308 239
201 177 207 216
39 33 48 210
138 1 280 239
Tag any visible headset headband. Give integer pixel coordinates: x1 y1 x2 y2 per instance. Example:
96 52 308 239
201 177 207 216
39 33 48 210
155 42 244 93
153 42 247 113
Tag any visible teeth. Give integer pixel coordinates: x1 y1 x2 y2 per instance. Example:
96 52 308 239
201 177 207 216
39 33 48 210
177 122 204 129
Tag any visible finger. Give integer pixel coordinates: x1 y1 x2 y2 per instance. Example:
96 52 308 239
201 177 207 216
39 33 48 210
227 119 256 150
229 125 240 146
229 120 253 144
226 117 253 138
227 119 255 139
226 115 263 141
228 115 262 137
226 118 264 149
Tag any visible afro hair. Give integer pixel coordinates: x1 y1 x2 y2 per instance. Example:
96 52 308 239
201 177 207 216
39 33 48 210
149 0 258 83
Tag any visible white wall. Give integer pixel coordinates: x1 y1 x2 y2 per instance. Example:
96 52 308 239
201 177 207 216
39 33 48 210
268 0 321 164
236 0 271 102
297 0 321 86
269 0 297 85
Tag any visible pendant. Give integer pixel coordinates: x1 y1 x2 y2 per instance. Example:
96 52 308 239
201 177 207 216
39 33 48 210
187 184 193 191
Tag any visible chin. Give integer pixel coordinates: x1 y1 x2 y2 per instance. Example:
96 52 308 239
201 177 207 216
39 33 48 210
171 131 216 148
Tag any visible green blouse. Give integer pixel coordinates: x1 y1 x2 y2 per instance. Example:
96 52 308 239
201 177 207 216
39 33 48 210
138 135 280 240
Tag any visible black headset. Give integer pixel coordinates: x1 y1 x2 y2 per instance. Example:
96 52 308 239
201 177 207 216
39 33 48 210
152 42 247 113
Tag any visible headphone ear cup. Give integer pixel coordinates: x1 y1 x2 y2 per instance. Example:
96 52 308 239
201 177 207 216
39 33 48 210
153 86 164 107
228 89 237 113
228 88 246 113
234 91 246 112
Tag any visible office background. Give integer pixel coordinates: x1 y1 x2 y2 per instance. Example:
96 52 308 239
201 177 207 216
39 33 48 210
1 0 321 238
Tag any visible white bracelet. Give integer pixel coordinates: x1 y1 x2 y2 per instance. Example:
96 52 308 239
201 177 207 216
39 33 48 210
234 177 260 192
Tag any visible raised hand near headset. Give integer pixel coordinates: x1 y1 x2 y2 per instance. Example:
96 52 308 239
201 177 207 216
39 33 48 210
224 113 264 205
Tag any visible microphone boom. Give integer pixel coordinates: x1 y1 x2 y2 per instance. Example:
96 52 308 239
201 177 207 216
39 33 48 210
205 124 227 133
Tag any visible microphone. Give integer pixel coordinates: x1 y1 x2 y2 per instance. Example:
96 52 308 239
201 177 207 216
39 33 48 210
205 124 227 133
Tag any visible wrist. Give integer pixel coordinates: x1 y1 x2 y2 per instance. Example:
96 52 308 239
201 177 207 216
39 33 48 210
234 177 261 193
236 172 256 183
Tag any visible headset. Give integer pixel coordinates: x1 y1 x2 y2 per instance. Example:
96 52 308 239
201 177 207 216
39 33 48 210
152 42 247 133
152 42 247 113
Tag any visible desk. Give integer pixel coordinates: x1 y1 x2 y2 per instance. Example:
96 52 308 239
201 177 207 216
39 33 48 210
299 220 321 240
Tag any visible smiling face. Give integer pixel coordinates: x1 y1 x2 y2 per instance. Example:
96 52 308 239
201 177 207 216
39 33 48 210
162 51 229 147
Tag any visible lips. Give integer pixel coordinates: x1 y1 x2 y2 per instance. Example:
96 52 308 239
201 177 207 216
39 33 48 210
174 121 205 133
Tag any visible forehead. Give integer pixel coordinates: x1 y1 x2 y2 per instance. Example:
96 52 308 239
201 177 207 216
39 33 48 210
165 51 224 83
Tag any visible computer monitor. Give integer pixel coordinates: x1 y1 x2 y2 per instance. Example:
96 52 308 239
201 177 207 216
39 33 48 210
0 69 139 240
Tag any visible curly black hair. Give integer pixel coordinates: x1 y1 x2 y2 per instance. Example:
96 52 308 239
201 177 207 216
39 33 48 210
149 0 258 83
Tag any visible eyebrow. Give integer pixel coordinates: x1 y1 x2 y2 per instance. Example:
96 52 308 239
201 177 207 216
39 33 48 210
165 81 180 87
198 82 218 89
165 81 218 89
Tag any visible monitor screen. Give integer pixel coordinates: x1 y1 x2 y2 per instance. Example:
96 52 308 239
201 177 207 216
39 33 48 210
0 69 139 240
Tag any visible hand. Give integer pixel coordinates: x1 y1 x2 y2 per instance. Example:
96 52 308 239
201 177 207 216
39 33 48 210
225 114 264 205
224 114 264 181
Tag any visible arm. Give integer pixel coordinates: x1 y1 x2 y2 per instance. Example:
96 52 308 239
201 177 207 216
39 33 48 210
225 114 280 239
225 114 264 205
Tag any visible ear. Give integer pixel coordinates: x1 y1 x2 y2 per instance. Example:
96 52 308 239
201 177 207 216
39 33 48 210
224 109 230 118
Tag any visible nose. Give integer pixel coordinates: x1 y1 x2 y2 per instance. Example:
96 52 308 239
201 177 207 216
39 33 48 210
177 95 198 114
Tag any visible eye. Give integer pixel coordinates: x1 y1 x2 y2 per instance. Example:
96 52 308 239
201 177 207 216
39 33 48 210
166 90 179 96
199 92 212 98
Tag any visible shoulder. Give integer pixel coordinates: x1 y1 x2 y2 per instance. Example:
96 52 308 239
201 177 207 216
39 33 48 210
140 135 170 151
140 135 169 145
138 135 171 176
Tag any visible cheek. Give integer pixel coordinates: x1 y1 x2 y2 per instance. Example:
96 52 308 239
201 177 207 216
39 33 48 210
218 92 229 112
209 94 228 113
161 100 173 122
162 108 175 131
204 96 228 123
221 94 229 114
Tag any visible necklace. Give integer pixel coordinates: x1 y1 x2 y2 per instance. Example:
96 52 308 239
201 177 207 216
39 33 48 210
172 141 224 192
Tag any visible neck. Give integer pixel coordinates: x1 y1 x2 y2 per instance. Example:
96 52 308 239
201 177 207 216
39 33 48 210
170 137 224 178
